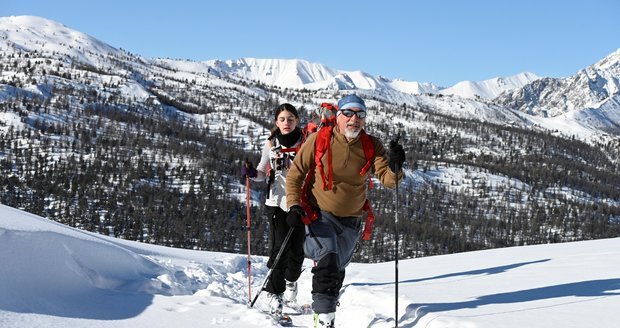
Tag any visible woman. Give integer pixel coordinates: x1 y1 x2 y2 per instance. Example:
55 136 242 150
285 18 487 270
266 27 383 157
244 103 305 315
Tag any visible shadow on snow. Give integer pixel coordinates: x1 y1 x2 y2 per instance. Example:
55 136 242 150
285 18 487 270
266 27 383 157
401 278 620 327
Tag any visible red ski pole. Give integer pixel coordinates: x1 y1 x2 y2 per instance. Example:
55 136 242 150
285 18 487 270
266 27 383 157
246 175 252 302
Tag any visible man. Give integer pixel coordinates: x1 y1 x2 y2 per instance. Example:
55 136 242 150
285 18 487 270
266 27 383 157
285 94 406 327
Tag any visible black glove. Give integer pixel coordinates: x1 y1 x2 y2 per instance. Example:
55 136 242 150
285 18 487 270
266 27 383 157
241 159 257 178
286 205 306 228
388 138 405 172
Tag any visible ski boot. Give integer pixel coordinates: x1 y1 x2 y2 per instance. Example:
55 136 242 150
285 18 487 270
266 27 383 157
267 292 284 315
283 279 298 304
314 312 335 327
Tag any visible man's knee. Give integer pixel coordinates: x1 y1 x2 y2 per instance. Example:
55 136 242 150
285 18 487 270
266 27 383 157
312 253 344 295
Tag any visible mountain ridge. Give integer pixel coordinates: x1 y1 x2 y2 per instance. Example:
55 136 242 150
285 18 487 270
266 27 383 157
0 14 527 100
4 15 619 140
495 48 620 135
202 57 540 99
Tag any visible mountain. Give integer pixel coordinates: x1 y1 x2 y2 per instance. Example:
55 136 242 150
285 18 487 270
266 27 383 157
1 15 620 262
202 57 540 99
439 72 540 99
0 15 122 64
496 49 620 135
203 57 445 94
3 14 611 139
2 204 620 328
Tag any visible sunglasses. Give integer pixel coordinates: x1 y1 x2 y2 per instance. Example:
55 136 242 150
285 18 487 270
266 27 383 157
340 109 367 119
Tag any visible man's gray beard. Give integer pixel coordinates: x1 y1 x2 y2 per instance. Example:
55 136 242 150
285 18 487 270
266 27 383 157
344 128 360 139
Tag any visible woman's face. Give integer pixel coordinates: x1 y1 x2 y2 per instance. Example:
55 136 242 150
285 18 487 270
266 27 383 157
276 110 298 135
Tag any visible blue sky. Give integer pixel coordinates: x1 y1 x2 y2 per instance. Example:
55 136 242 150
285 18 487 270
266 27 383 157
3 0 620 86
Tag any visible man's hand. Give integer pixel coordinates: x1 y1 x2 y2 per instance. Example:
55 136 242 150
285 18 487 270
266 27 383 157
286 205 306 228
388 138 405 173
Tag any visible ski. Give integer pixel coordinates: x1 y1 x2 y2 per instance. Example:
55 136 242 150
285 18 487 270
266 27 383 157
285 303 312 315
251 303 295 327
268 312 293 327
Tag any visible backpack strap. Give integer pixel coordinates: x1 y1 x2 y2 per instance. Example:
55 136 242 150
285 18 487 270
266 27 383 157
299 126 332 224
358 131 376 239
361 200 375 241
306 122 318 133
300 175 317 225
359 130 375 183
314 126 333 191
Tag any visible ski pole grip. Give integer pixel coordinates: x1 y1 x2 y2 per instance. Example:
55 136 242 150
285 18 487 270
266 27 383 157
389 133 403 174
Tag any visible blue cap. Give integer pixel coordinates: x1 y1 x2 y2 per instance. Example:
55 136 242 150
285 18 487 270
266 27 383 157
338 94 366 111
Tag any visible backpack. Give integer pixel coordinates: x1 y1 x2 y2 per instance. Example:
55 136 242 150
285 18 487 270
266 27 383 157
299 104 377 241
306 102 338 133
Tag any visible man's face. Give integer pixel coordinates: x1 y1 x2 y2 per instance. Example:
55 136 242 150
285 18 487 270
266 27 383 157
337 108 366 140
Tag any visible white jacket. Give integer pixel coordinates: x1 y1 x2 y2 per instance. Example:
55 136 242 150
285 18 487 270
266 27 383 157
252 137 301 211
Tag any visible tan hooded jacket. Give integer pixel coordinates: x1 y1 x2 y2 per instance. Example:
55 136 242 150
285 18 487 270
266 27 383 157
286 126 404 217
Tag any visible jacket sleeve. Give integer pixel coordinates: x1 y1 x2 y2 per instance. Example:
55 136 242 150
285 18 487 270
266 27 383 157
370 136 404 189
286 132 318 208
252 140 272 182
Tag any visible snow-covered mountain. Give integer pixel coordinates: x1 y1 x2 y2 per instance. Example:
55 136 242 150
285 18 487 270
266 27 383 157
202 57 539 99
203 57 448 94
439 72 540 99
0 16 123 65
496 49 620 134
4 15 620 141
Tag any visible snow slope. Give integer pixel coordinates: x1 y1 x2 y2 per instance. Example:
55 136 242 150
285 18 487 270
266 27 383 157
1 204 619 327
0 15 121 66
439 72 540 99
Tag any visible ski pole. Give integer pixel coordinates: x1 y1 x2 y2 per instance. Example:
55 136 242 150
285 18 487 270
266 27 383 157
249 226 295 308
246 175 252 303
393 135 401 328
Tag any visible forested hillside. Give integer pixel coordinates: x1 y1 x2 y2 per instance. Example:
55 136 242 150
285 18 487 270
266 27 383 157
2 27 620 262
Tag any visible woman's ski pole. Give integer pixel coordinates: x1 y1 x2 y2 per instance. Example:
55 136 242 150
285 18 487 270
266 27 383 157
246 175 252 302
249 226 294 308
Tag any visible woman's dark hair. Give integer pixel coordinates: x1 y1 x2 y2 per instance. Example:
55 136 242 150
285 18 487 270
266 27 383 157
268 103 299 140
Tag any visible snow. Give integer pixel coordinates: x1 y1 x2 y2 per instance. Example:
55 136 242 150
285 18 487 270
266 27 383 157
0 111 22 133
1 15 620 326
200 57 532 99
0 16 121 66
2 204 620 327
2 15 618 145
439 72 541 99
